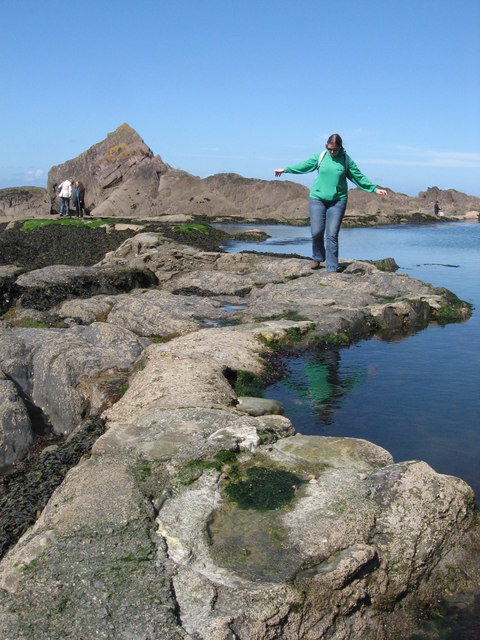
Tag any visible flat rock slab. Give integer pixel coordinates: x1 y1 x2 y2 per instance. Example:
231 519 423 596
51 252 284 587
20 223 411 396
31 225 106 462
105 289 227 336
102 324 269 428
56 289 230 335
242 260 443 330
236 396 284 416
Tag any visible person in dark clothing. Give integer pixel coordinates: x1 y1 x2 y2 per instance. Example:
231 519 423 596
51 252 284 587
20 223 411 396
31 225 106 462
74 181 86 218
434 200 440 215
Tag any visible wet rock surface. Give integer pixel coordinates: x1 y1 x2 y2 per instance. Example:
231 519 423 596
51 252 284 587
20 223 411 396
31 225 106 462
0 417 106 559
0 221 478 640
0 371 33 469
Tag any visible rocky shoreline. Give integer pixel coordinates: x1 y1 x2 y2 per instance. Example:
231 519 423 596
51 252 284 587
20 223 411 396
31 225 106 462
0 218 479 639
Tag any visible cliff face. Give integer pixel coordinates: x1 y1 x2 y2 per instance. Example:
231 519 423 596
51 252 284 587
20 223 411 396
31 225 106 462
1 123 479 222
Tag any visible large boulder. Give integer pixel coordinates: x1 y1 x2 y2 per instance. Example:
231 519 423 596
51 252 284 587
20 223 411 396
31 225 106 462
0 323 148 438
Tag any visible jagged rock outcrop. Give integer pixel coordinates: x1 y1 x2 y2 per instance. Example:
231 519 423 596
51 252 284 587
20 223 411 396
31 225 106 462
40 123 479 223
46 123 311 221
47 123 170 217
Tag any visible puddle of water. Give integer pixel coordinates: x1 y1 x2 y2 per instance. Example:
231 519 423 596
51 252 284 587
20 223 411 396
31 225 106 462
208 501 304 583
223 304 247 313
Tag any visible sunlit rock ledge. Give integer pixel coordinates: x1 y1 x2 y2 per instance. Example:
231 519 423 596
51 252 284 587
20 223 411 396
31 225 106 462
0 232 477 640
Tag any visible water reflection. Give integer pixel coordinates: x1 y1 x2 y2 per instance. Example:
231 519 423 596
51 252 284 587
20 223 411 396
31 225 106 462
276 350 367 425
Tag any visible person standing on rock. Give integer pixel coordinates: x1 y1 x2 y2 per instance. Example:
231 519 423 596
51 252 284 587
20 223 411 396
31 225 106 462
275 134 387 273
74 180 86 218
434 200 440 216
58 178 73 217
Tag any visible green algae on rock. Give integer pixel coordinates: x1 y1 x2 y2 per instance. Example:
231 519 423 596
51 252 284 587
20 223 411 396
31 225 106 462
225 465 304 511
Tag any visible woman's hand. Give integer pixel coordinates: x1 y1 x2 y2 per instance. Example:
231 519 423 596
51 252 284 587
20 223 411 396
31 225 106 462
376 188 388 196
274 168 284 177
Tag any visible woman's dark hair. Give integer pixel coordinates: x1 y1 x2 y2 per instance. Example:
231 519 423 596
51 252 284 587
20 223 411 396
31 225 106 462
327 133 343 149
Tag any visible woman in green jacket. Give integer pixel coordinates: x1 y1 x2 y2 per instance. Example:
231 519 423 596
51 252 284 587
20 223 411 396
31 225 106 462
275 133 387 273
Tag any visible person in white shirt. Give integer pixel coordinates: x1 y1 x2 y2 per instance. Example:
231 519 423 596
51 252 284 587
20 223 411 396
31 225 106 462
58 179 73 217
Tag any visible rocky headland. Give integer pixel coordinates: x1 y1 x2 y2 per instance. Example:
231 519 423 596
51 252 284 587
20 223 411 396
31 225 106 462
0 216 479 639
1 123 479 225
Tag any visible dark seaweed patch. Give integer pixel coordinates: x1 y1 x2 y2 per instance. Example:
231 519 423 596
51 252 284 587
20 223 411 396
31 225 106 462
0 417 106 559
225 466 304 511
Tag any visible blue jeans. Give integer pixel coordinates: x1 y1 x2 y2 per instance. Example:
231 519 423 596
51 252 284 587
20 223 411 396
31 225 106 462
60 197 70 216
74 196 84 217
309 198 347 272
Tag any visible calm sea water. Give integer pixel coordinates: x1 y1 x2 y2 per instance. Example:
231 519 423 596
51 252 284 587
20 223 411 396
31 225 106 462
219 222 480 499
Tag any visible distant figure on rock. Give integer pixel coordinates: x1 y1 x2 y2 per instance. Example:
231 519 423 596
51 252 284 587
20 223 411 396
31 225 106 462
275 134 387 274
58 178 73 217
434 200 440 215
74 180 86 218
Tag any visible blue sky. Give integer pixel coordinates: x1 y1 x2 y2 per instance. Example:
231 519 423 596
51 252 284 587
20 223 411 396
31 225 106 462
1 0 479 196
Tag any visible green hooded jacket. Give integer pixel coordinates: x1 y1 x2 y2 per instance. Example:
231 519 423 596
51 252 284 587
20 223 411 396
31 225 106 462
284 149 378 201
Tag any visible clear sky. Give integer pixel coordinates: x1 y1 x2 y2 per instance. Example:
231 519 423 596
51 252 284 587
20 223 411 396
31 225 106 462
1 0 479 196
